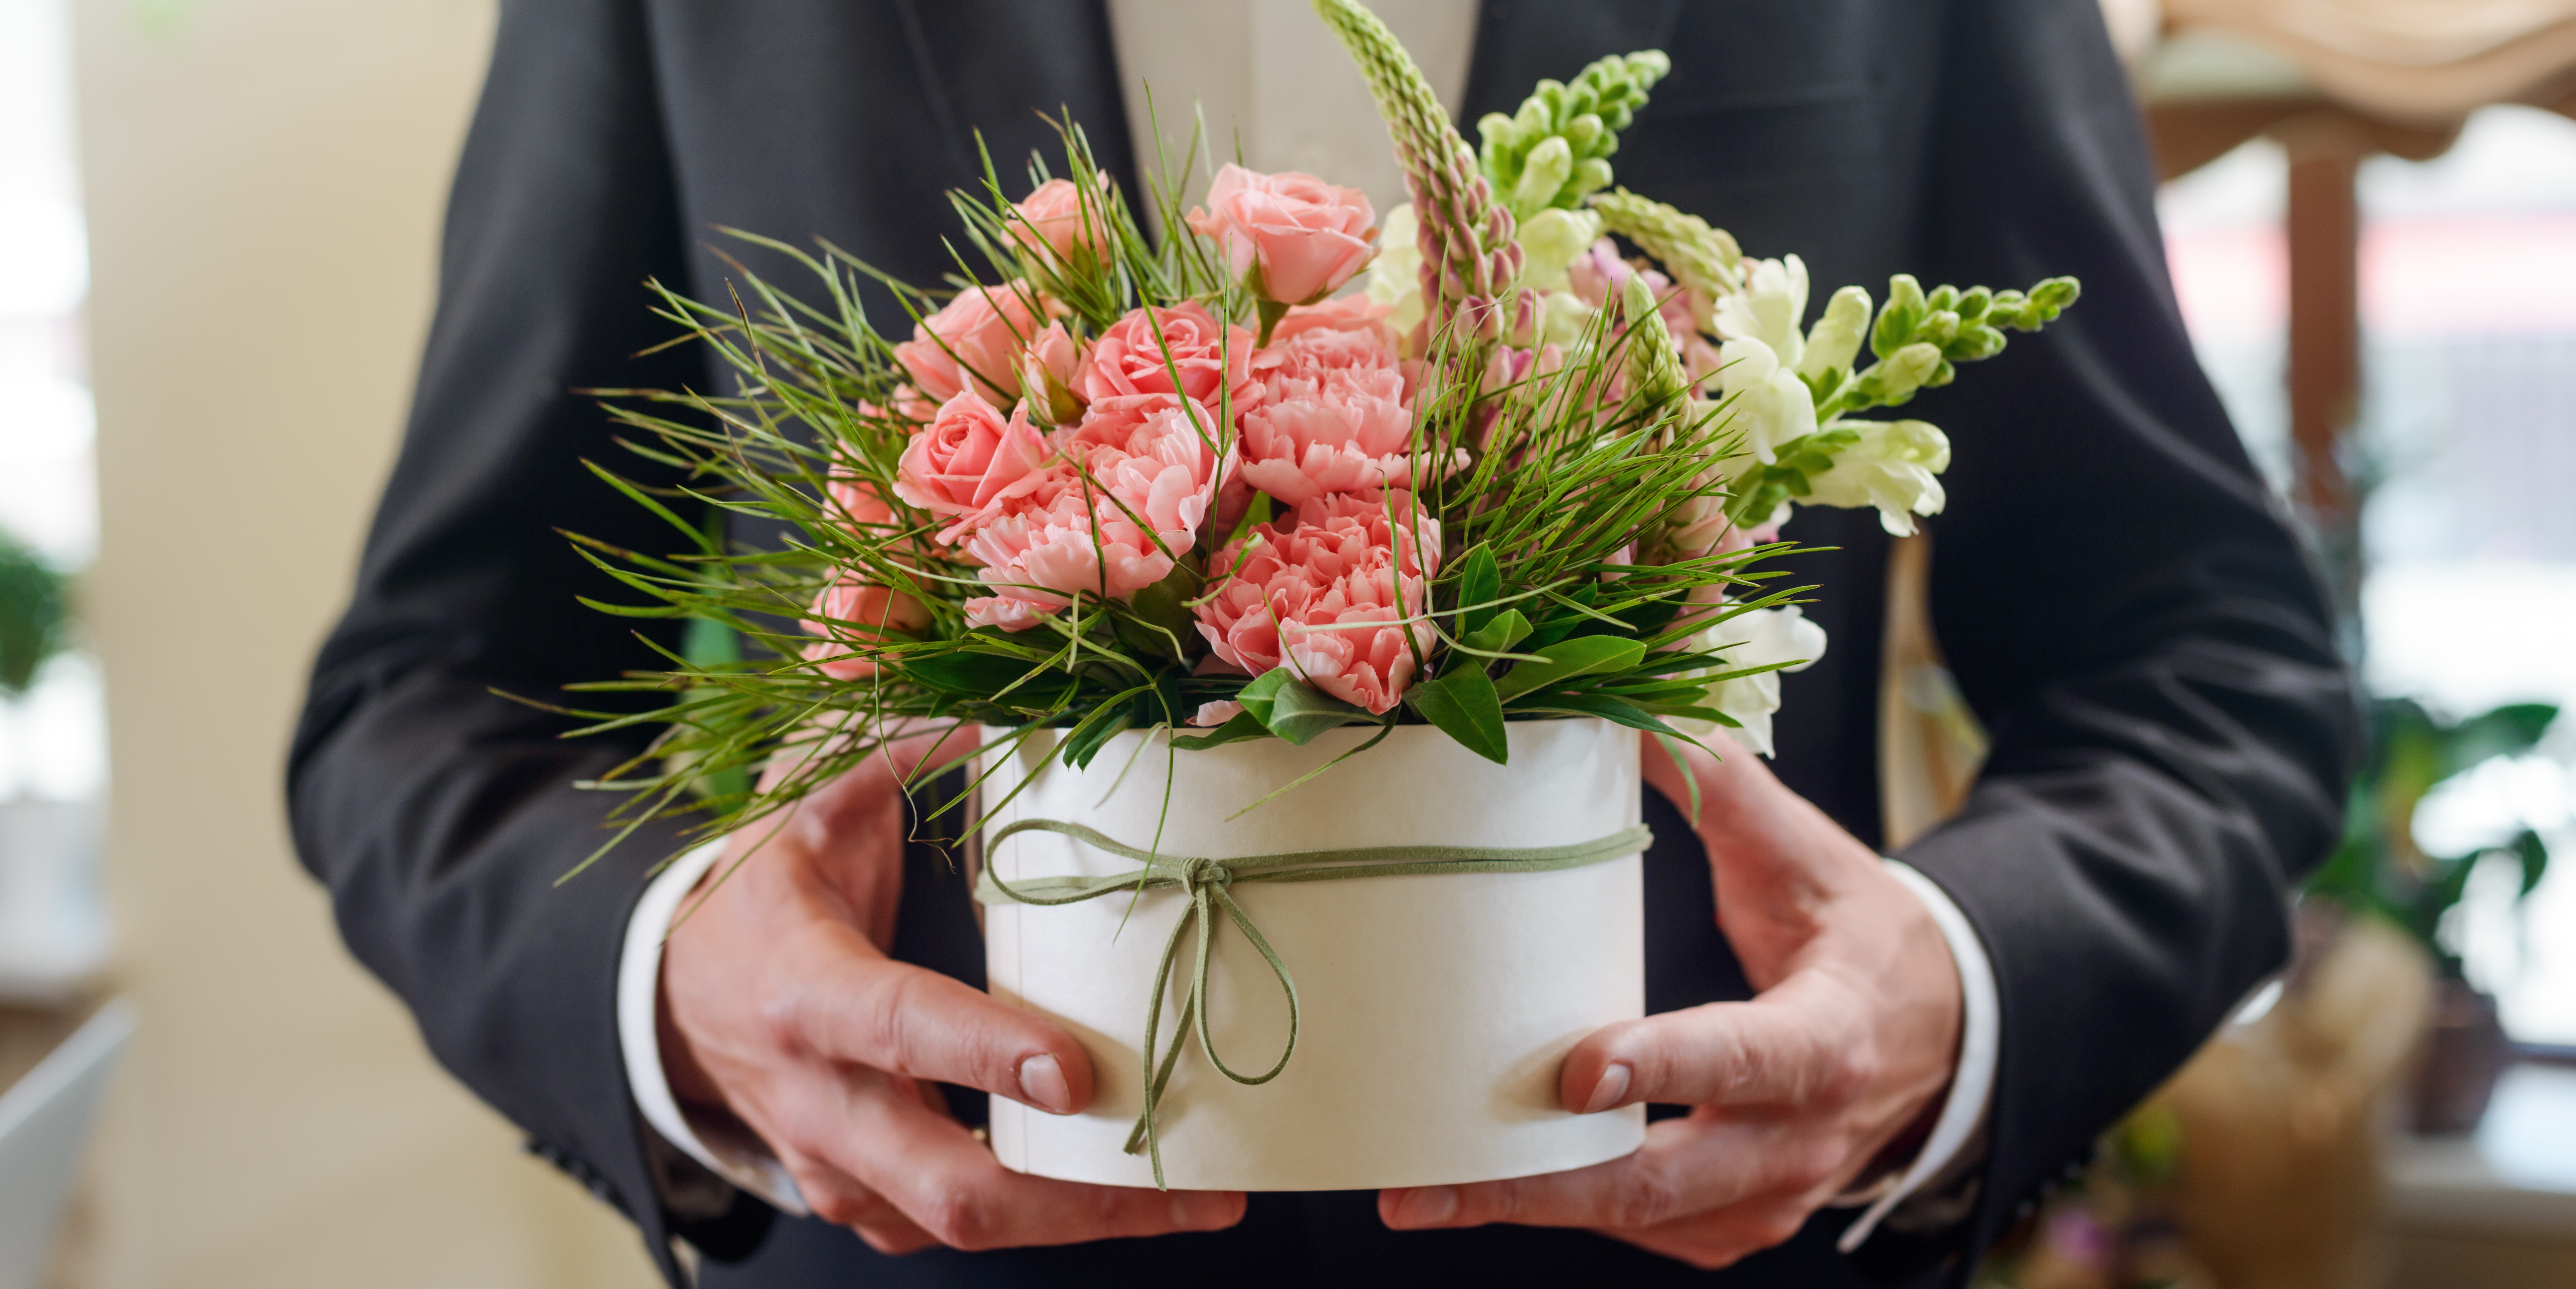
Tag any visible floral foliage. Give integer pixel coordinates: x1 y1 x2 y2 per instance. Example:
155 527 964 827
549 0 2078 856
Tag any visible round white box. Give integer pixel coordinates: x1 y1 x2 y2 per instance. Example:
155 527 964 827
978 717 1646 1192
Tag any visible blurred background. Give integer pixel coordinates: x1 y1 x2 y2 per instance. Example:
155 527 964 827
0 1 2568 1286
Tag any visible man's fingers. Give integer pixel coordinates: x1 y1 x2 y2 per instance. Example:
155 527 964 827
1379 1113 1817 1235
1559 975 1859 1114
819 1071 1245 1251
789 930 1095 1115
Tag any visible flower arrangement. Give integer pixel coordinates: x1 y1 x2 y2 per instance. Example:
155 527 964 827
554 0 2077 865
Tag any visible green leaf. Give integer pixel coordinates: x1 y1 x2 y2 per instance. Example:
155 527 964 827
1167 709 1274 750
1457 607 1533 656
1236 667 1371 745
1511 690 1682 735
1496 636 1647 703
1061 697 1139 769
1455 543 1501 638
1408 665 1508 764
901 650 1045 696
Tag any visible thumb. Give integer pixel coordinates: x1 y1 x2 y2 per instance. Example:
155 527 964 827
1559 972 1855 1113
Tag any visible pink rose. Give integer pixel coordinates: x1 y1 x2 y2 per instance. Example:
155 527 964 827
1185 164 1378 306
892 281 1044 407
1010 173 1113 268
1020 321 1086 425
892 390 1054 537
1076 301 1260 411
800 574 932 680
1237 326 1459 506
825 475 900 533
1192 494 1442 714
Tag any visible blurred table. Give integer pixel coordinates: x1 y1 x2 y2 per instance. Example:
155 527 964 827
2385 1062 2576 1287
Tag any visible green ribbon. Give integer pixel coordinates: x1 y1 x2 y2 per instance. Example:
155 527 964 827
973 817 1653 1188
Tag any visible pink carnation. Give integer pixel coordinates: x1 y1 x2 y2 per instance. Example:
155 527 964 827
892 281 1044 407
1009 173 1112 267
1269 295 1398 348
962 595 1055 633
1186 164 1378 306
1076 301 1259 411
892 390 1053 538
1237 326 1458 506
957 394 1233 626
1192 494 1442 714
800 575 932 680
960 480 1175 619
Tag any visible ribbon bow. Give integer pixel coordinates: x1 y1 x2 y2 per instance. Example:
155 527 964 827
974 817 1652 1187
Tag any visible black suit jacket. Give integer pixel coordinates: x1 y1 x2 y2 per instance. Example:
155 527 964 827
288 2 2357 1285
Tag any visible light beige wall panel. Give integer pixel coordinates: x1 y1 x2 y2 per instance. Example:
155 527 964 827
70 0 656 1284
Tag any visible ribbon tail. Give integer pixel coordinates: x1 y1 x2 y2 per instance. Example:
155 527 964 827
1194 886 1301 1086
1124 891 1202 1190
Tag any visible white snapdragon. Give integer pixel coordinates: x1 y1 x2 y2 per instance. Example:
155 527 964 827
1669 604 1828 758
1795 285 1870 380
1536 290 1596 350
1712 253 1809 368
1364 203 1425 336
1803 419 1951 536
1715 334 1818 464
1516 207 1603 294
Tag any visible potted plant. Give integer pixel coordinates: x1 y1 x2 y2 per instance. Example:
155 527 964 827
2304 696 2556 1134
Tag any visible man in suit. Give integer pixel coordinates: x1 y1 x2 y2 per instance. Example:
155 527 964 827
288 2 2356 1286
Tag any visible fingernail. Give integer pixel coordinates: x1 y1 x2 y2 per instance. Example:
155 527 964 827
1394 1186 1459 1227
1582 1061 1632 1114
1017 1054 1072 1114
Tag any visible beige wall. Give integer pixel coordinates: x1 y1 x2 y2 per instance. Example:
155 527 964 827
73 1 657 1284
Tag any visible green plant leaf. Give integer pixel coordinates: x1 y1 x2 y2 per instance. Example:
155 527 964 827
1455 543 1500 638
1510 690 1682 735
1458 607 1532 656
901 650 1047 696
1167 710 1273 750
1408 665 1507 764
1236 667 1370 745
1496 636 1647 703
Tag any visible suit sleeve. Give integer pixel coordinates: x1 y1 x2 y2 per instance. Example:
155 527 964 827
284 0 767 1278
1882 0 2361 1266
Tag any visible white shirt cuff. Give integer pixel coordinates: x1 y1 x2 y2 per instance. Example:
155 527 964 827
1832 859 2002 1253
618 839 810 1217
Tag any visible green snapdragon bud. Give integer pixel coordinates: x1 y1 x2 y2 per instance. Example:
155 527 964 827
1480 50 1670 221
1872 274 1927 358
1944 325 2007 362
1797 285 1872 379
1512 135 1573 214
1855 341 1941 406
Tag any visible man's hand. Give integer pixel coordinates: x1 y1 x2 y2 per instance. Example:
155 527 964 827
659 724 1247 1254
1377 739 1963 1268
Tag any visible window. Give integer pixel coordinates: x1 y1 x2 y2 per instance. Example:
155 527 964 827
2162 107 2576 1047
0 0 109 997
